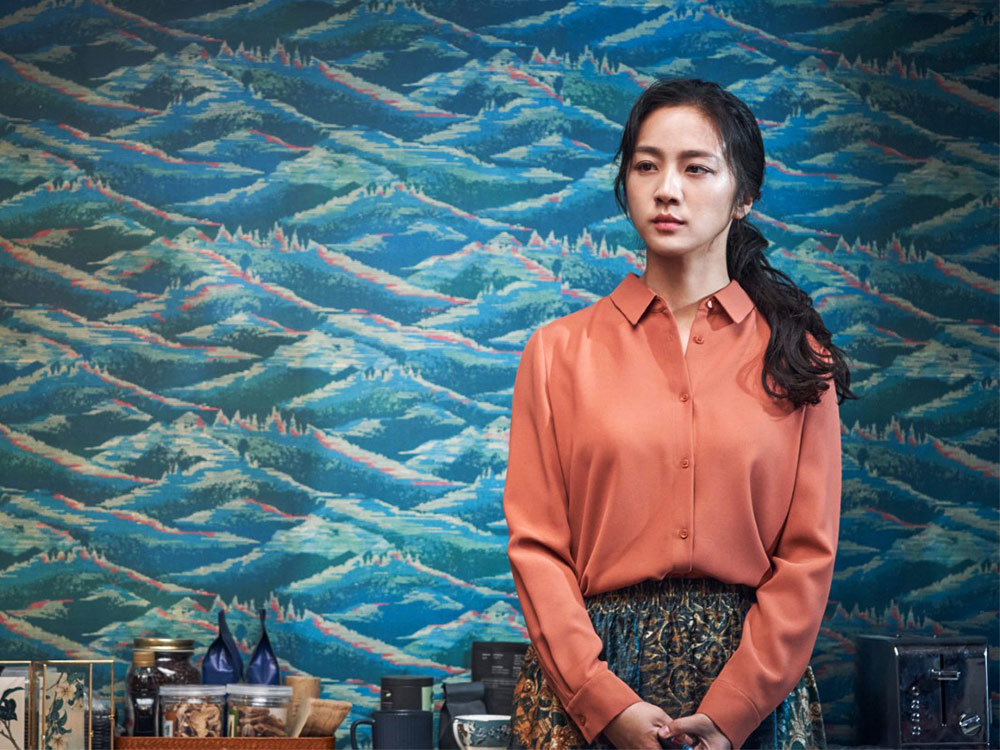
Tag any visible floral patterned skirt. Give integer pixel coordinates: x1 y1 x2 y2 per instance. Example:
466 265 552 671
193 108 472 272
508 578 826 750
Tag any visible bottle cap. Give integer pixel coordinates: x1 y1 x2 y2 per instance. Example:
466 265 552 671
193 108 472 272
159 684 227 698
132 650 155 667
226 684 293 698
133 637 195 652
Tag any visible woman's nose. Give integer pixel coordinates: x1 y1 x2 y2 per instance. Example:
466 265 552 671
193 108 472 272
653 168 681 203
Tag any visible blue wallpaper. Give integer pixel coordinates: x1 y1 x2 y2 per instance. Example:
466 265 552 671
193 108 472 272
0 0 997 745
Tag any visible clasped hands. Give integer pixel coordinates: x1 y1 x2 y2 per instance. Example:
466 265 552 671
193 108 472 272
603 701 732 750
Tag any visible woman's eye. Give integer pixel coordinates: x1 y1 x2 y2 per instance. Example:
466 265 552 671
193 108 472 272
634 161 656 172
687 165 712 174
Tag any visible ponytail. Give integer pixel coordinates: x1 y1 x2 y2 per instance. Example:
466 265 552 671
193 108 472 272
727 218 855 407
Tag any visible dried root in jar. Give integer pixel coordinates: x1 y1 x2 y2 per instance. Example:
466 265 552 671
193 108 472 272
163 701 224 738
236 705 286 737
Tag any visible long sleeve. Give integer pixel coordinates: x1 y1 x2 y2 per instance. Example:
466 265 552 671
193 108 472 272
504 328 641 742
697 382 842 748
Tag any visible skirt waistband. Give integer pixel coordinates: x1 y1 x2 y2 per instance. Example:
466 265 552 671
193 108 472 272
584 576 755 613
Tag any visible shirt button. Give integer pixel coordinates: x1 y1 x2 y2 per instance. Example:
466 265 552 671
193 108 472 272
680 457 690 468
693 334 704 344
679 528 689 539
706 299 714 309
680 392 689 402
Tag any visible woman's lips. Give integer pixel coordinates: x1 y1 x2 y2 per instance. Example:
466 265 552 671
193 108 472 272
653 217 684 230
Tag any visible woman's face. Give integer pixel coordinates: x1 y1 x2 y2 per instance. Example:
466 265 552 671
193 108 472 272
625 104 751 266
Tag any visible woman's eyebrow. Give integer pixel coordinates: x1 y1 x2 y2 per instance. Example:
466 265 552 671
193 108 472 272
634 145 721 161
679 149 721 161
634 144 663 157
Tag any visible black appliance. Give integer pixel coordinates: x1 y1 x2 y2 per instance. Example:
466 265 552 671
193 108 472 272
855 634 989 748
471 641 528 715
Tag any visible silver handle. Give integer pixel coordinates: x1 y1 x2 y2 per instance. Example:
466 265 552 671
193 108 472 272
929 668 960 680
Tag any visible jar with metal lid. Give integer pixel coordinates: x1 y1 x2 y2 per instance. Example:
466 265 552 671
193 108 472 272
133 637 200 684
159 684 226 737
226 684 292 737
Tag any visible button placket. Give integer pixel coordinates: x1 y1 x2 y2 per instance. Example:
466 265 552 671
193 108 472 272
649 301 696 570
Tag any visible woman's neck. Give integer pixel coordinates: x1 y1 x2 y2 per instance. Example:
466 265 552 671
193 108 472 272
639 254 731 314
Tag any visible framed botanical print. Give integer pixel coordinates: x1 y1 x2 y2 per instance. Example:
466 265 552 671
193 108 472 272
38 660 115 750
0 662 32 750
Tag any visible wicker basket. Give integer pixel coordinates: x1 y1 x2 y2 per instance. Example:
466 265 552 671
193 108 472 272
116 738 334 749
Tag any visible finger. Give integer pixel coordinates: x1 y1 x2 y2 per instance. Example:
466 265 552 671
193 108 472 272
667 715 709 733
659 729 697 748
656 735 694 750
661 719 699 747
654 708 674 724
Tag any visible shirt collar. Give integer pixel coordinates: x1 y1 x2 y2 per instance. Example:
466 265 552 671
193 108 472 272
712 277 755 323
609 273 755 326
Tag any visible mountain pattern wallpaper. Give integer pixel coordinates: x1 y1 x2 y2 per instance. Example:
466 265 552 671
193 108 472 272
0 0 996 746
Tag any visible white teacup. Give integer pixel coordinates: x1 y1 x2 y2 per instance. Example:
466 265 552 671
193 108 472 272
452 714 511 750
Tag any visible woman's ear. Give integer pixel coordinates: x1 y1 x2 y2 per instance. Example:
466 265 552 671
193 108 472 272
733 198 753 220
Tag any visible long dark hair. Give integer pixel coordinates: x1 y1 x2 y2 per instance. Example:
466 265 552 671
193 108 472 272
614 78 855 407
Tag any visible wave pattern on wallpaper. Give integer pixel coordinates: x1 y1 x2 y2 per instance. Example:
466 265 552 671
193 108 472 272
0 0 997 743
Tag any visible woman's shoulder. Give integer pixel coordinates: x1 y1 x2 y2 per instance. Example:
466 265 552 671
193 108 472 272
528 295 616 349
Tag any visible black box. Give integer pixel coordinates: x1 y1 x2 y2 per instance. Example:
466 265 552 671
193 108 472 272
471 641 528 715
855 634 989 748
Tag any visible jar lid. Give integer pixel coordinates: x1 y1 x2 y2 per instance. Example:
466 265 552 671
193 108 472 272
132 650 155 667
226 684 293 698
133 637 195 651
159 684 227 698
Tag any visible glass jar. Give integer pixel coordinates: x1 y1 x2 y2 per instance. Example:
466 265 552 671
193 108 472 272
133 637 200 685
125 649 158 737
227 684 292 737
159 684 227 737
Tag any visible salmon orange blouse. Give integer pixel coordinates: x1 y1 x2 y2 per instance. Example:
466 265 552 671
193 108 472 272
504 272 841 747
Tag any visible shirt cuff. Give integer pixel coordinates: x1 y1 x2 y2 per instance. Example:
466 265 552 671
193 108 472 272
565 668 641 743
697 678 763 749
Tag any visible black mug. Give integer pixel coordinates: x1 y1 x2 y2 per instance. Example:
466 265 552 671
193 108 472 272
350 709 433 750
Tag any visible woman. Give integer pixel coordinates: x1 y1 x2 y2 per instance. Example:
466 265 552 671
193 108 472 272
503 78 853 750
